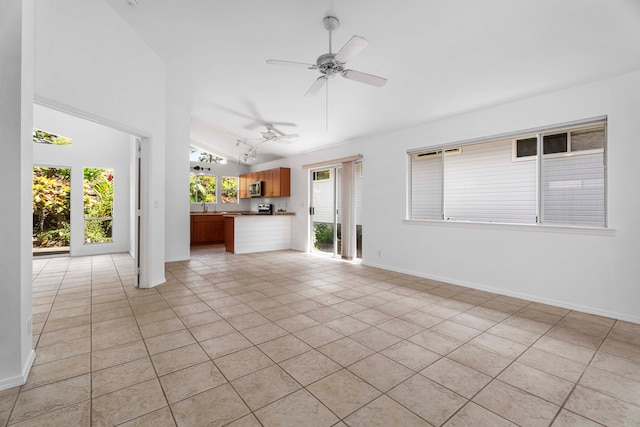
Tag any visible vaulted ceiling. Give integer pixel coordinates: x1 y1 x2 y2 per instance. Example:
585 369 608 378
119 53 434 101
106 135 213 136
105 0 640 163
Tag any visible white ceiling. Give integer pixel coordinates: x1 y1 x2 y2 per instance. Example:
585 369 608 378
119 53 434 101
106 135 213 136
105 0 640 164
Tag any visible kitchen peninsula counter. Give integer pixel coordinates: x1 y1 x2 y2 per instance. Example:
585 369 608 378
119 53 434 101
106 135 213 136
224 214 292 254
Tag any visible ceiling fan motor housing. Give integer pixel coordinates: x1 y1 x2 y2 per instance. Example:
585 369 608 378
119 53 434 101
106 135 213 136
323 16 340 32
317 53 342 76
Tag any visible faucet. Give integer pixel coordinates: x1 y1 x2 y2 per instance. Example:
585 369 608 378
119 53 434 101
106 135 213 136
201 201 207 212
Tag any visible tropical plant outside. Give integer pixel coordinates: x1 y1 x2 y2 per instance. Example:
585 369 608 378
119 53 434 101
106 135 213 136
33 129 72 146
190 174 216 203
190 146 224 163
313 223 362 258
221 176 238 203
84 168 114 243
33 167 71 249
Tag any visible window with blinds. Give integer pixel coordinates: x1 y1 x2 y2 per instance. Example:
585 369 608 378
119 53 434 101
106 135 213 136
409 120 606 227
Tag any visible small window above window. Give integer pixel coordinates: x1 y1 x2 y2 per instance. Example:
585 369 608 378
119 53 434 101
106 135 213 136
190 145 226 164
543 133 568 155
516 137 537 158
33 129 72 146
571 128 605 151
313 170 331 181
514 125 604 159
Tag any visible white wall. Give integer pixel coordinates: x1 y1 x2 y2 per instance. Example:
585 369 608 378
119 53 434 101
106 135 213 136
0 0 35 391
34 0 167 286
258 70 640 323
33 104 132 256
165 102 191 262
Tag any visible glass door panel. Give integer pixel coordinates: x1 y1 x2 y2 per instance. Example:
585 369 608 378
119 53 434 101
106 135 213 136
33 166 71 255
311 167 336 255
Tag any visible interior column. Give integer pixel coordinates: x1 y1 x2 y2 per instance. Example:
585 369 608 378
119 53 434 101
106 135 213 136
0 0 36 391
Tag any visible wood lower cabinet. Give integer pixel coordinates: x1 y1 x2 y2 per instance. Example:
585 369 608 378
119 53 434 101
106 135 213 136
239 167 290 198
190 215 225 244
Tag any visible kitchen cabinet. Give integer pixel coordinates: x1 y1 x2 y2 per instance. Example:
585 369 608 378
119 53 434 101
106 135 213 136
239 167 290 198
270 167 290 197
190 214 225 244
239 175 248 199
262 169 273 197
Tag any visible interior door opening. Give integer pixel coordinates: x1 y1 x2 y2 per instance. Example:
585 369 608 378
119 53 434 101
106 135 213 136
33 102 145 287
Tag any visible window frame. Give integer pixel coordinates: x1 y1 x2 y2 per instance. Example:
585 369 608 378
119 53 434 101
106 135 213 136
512 124 605 162
190 173 217 204
221 176 239 204
312 169 332 182
407 116 608 229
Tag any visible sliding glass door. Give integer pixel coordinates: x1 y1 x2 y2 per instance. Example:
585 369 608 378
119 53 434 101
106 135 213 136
310 167 340 256
310 163 363 259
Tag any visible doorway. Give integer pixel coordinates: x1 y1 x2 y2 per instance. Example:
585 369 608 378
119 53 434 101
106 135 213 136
33 103 145 286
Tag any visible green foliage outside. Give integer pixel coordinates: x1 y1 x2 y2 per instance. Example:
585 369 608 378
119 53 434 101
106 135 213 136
190 146 224 163
313 222 334 251
84 168 114 243
313 223 363 257
190 174 216 203
33 167 71 248
221 176 238 203
33 129 72 146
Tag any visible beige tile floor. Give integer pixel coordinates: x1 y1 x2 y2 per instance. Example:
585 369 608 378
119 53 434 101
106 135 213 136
1 246 640 426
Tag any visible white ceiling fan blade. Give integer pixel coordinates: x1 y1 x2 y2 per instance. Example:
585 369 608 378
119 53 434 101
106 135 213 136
334 35 369 63
341 69 387 87
305 76 327 97
278 134 299 139
266 59 317 69
276 139 294 144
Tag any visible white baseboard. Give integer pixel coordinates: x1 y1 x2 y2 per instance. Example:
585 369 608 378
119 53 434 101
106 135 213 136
0 349 36 392
362 261 640 325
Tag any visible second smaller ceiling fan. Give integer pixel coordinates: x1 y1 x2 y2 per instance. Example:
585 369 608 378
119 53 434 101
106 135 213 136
251 123 299 145
236 123 299 162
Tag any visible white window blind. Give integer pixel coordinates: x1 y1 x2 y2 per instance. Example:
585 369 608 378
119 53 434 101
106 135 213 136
411 151 442 220
408 118 606 227
444 140 537 224
542 152 605 226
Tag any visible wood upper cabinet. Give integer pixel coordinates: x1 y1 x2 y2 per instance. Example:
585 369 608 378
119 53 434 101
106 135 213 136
239 175 248 199
190 215 225 244
239 167 290 198
269 167 290 197
262 169 274 197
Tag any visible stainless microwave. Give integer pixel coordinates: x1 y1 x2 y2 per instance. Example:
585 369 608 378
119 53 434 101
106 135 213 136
249 181 262 197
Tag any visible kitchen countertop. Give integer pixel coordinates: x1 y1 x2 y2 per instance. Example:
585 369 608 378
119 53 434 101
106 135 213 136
191 211 295 216
191 211 253 216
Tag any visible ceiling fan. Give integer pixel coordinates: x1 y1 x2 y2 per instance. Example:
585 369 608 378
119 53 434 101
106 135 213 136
267 16 388 97
253 123 299 144
236 124 299 162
